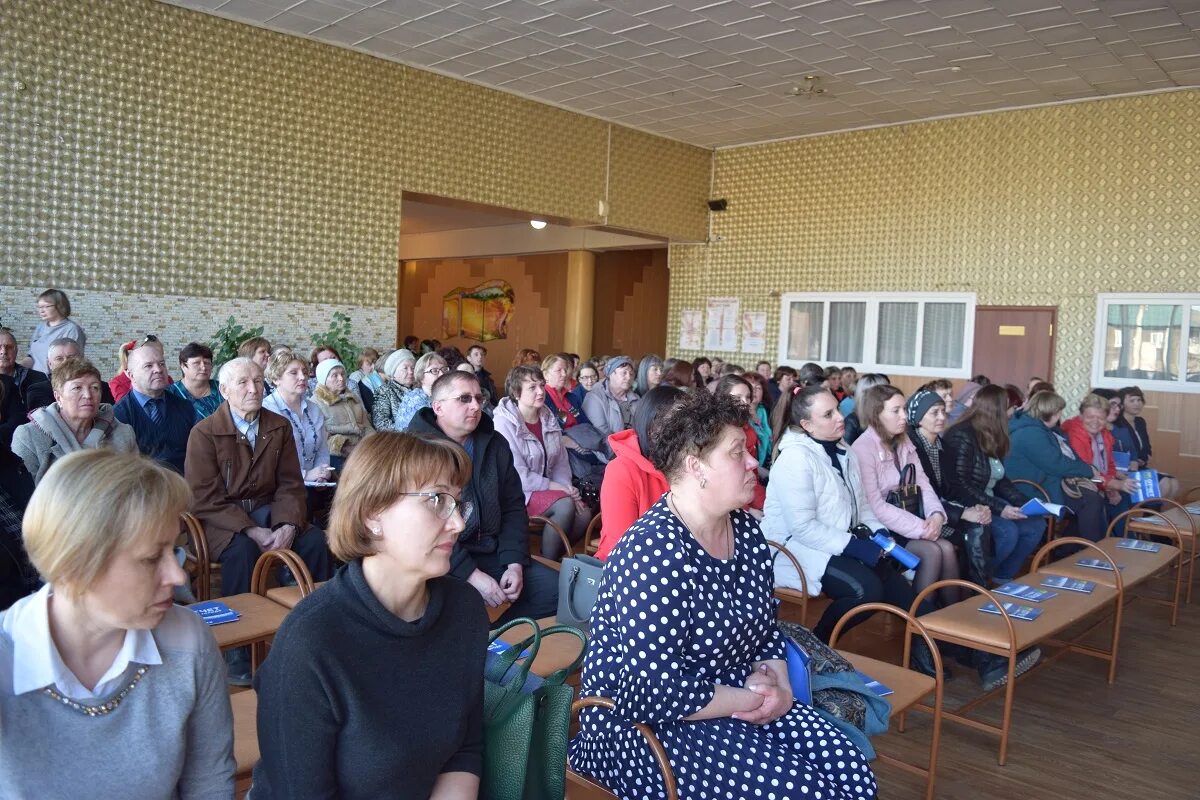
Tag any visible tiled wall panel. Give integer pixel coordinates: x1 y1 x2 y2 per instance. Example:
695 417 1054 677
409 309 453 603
607 126 710 242
667 90 1200 401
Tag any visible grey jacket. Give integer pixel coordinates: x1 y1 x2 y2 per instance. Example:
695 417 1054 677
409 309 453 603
11 402 138 484
581 379 639 448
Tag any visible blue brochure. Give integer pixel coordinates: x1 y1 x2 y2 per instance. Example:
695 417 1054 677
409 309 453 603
189 600 241 626
1076 558 1123 571
979 602 1042 621
856 671 894 697
993 582 1057 603
1116 539 1162 553
1040 575 1097 594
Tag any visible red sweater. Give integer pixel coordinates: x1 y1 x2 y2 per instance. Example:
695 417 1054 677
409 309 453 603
1061 416 1115 483
597 429 669 561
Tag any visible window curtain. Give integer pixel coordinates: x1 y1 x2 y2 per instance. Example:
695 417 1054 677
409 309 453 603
921 302 966 369
787 302 823 361
877 302 918 366
828 302 866 363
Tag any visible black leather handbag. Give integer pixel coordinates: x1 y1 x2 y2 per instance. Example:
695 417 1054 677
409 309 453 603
885 454 925 518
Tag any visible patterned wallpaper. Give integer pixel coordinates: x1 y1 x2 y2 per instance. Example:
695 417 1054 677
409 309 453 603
667 90 1200 400
607 126 711 242
1 0 711 317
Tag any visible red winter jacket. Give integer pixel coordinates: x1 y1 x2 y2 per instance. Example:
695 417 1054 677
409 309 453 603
597 429 669 560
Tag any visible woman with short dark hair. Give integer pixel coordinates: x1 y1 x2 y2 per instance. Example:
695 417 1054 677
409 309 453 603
571 390 877 800
1115 385 1180 498
252 432 486 799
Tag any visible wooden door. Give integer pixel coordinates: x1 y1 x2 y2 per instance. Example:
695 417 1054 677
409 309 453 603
971 306 1057 388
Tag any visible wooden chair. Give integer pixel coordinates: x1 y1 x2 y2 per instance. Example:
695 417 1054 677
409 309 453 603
529 514 574 571
766 539 810 625
583 513 602 555
252 548 317 610
1129 497 1197 604
1010 478 1057 541
231 689 258 799
180 512 215 601
829 604 944 800
566 696 677 799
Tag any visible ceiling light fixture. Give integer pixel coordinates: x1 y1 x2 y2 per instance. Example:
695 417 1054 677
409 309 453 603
787 75 826 97
529 219 547 230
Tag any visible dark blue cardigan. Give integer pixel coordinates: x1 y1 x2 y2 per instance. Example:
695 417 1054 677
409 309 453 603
113 391 195 474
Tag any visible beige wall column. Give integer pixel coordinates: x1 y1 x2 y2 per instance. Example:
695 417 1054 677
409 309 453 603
563 250 595 360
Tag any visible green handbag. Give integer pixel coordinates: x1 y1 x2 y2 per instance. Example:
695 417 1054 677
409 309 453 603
483 618 588 800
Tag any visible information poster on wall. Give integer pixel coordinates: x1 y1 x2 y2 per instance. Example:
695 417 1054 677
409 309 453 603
741 311 767 354
704 297 740 352
678 309 702 350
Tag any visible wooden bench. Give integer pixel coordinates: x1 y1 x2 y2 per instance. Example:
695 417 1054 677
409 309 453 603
566 696 678 799
1126 498 1197 605
496 616 588 679
829 604 944 800
231 689 258 798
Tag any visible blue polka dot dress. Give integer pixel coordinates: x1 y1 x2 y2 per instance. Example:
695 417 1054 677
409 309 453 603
569 497 878 800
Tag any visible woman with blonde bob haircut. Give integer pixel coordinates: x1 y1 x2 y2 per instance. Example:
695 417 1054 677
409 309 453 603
0 449 235 797
252 431 489 800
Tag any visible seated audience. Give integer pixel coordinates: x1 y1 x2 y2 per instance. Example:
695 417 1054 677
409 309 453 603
1115 386 1180 498
567 360 599 408
347 347 382 416
942 385 1043 583
839 366 858 400
1004 385 1025 417
167 342 221 421
27 288 86 374
948 380 982 423
512 348 542 368
13 358 137 484
826 365 846 400
596 386 684 561
1062 392 1136 530
841 373 888 445
741 371 773 468
907 388 993 580
391 352 447 431
661 358 695 390
251 433 486 799
46 338 114 405
466 344 498 405
755 360 772 381
1006 390 1108 541
692 356 712 389
493 366 593 559
108 340 136 404
0 327 51 414
307 345 341 395
0 376 37 608
0 449 234 796
238 336 272 371
541 352 591 429
570 390 878 800
408 371 557 623
184 357 332 683
402 334 421 353
635 354 663 395
921 378 955 419
583 355 639 451
371 348 417 431
312 359 374 470
262 352 331 482
114 342 194 474
714 375 765 512
851 385 959 597
767 365 796 408
763 386 911 643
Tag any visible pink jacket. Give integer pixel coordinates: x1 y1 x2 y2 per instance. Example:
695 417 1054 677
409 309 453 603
850 426 945 539
492 397 572 503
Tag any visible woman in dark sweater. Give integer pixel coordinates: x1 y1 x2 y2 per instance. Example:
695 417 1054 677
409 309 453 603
252 432 488 800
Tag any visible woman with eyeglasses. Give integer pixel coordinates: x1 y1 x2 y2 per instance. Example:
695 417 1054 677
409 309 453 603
493 365 594 560
393 352 448 432
567 361 599 410
27 289 87 375
251 432 487 799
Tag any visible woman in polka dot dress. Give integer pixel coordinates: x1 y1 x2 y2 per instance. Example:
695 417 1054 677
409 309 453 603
570 391 877 800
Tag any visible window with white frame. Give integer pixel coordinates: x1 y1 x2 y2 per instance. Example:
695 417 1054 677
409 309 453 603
778 293 976 378
1092 294 1200 393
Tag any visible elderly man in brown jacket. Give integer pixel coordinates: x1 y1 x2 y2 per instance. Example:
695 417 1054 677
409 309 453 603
185 357 332 684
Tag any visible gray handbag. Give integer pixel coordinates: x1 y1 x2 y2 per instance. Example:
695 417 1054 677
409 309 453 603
556 553 605 631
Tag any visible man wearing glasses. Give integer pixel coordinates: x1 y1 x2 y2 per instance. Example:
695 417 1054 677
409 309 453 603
408 370 558 623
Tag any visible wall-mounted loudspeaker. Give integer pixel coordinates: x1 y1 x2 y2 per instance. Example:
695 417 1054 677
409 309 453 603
707 199 728 212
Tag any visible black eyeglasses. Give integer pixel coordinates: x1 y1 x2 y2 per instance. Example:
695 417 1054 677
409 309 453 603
425 366 449 376
400 492 473 521
449 393 485 406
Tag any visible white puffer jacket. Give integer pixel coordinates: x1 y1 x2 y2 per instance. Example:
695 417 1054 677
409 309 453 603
761 428 883 595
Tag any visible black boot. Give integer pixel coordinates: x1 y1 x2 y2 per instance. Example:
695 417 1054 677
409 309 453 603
910 638 953 681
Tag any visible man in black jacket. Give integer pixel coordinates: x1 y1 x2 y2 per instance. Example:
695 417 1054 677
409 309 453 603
408 370 557 623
